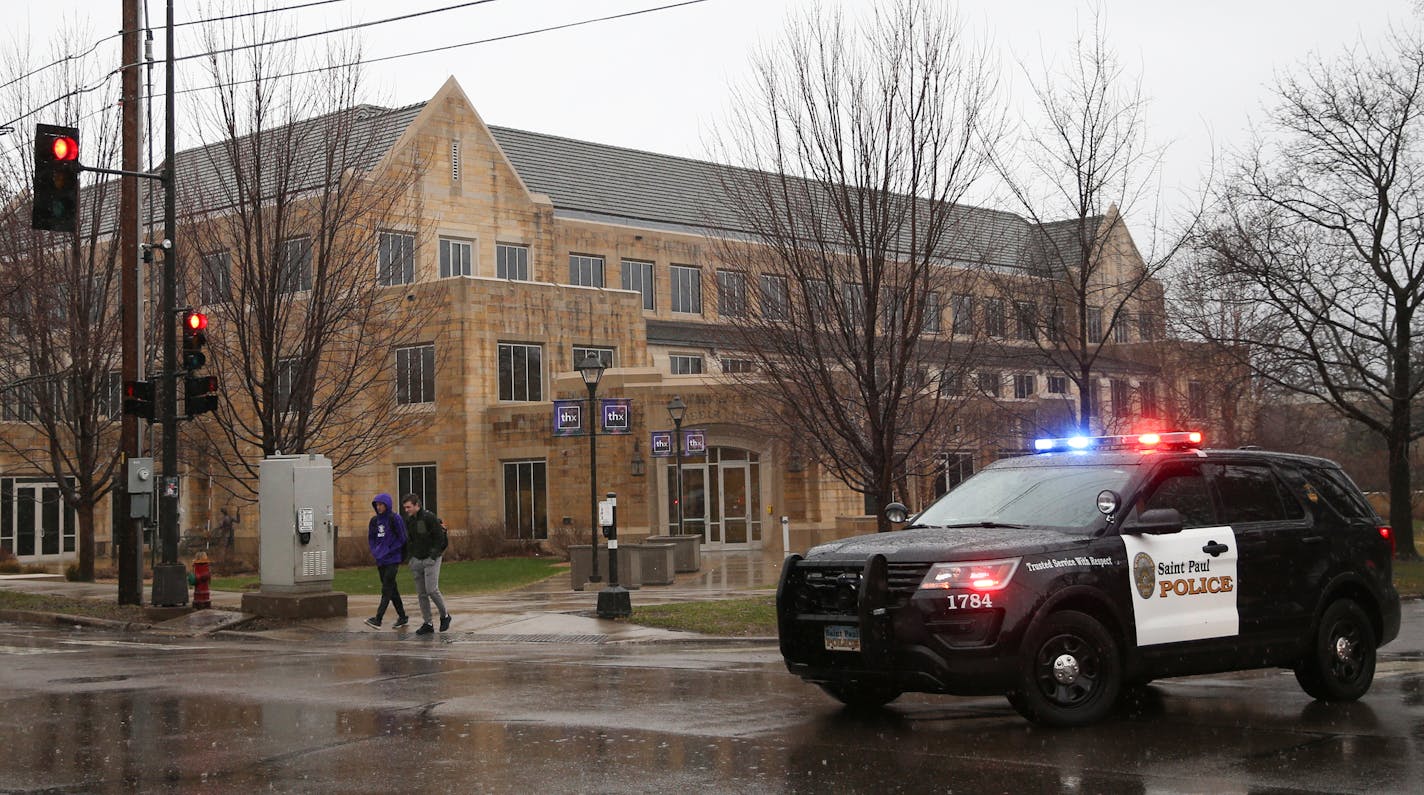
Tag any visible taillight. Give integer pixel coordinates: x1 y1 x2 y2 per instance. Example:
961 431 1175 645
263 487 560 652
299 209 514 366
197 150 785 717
1379 525 1395 557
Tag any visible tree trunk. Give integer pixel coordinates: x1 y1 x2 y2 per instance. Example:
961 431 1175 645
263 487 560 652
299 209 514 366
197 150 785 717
1389 411 1419 560
76 503 95 581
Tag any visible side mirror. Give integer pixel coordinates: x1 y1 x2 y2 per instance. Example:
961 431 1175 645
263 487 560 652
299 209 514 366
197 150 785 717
884 502 909 524
1124 507 1184 535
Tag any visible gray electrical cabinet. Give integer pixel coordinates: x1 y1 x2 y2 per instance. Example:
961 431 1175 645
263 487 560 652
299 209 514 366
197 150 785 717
258 453 335 593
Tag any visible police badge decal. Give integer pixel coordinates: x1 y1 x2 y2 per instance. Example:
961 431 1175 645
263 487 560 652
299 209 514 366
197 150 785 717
1133 552 1156 599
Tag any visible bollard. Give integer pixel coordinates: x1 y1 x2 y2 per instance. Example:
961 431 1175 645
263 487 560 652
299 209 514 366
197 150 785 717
192 552 211 609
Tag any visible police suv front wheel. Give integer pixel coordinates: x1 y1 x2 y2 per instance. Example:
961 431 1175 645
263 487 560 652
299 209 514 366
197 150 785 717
1294 598 1377 702
1009 610 1123 727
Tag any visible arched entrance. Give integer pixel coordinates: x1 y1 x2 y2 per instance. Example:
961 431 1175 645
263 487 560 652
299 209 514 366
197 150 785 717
664 445 763 548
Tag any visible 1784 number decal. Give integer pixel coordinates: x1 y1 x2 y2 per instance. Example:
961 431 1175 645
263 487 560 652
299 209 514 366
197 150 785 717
945 593 993 610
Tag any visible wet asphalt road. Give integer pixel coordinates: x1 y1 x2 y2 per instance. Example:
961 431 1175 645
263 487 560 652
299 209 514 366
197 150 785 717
2 602 1423 794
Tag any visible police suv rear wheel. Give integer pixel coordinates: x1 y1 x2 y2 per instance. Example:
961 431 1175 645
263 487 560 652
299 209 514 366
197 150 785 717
1294 598 1376 702
816 682 902 710
1010 610 1122 727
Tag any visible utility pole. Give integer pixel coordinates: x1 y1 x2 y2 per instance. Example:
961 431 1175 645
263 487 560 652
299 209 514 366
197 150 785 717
150 0 187 606
116 0 144 605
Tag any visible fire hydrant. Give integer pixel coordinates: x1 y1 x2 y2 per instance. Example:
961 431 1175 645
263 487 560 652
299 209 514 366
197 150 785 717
192 552 211 610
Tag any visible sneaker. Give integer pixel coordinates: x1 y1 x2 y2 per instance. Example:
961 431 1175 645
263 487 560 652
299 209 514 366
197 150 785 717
415 623 434 635
363 617 381 629
392 615 409 628
439 614 452 632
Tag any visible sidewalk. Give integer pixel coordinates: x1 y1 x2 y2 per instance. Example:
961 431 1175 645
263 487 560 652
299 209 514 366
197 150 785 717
0 550 787 645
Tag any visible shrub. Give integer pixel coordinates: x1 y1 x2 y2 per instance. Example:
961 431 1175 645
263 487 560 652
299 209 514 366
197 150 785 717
445 523 549 561
0 560 20 574
545 525 583 561
65 563 84 581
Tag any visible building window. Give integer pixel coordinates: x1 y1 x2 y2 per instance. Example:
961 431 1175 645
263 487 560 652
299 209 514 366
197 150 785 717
671 265 702 314
936 451 975 497
1015 301 1036 341
939 371 964 397
498 343 543 402
280 236 312 294
569 254 605 287
1114 313 1131 343
760 275 789 320
922 291 942 334
1047 375 1068 395
983 298 1006 338
450 139 461 182
670 354 704 375
572 346 613 370
497 243 530 281
439 237 473 278
398 464 438 517
276 356 301 413
1048 304 1066 342
395 344 436 405
1188 381 1208 419
951 294 974 335
1111 379 1131 418
721 357 754 374
717 269 748 317
1140 381 1159 418
201 250 231 304
1014 374 1036 399
102 370 122 420
804 278 830 318
1087 306 1104 341
621 259 655 310
1138 312 1156 341
978 371 1001 398
378 231 416 287
842 282 866 326
503 460 547 540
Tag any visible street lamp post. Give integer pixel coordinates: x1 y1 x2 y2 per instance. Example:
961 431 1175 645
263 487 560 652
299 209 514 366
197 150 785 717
577 352 606 584
667 395 686 537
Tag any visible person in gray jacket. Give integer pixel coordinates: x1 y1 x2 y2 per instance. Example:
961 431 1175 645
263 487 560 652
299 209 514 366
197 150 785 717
401 493 451 635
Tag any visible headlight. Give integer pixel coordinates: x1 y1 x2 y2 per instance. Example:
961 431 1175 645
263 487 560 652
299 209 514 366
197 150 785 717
919 557 1020 591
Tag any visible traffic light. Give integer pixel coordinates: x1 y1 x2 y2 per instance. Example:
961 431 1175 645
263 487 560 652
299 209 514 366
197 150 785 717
122 380 154 421
182 311 208 371
32 123 80 232
185 375 219 416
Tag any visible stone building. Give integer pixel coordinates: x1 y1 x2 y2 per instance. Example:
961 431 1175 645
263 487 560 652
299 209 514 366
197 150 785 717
0 77 1223 567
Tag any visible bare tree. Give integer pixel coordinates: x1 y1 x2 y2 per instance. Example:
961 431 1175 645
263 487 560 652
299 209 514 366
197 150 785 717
709 0 1002 526
1179 28 1424 559
0 29 125 580
178 20 432 498
993 13 1184 433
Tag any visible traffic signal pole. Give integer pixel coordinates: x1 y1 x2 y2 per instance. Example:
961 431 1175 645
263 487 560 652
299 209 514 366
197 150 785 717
150 0 187 606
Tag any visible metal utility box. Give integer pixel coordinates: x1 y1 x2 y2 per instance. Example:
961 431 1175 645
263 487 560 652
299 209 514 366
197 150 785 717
258 453 335 593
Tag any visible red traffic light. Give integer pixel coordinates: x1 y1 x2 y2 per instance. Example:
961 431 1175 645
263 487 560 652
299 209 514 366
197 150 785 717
185 311 208 331
51 135 78 161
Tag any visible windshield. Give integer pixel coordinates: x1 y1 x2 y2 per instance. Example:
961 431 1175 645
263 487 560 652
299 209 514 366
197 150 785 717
912 464 1135 534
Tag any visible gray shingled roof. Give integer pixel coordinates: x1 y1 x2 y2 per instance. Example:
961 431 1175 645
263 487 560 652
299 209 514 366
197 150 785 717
486 125 1050 270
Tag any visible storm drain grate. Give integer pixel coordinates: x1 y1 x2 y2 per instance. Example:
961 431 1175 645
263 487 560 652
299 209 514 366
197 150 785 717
459 633 608 645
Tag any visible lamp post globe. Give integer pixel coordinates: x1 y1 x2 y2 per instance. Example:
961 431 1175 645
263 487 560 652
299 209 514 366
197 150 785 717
577 352 606 583
666 395 686 537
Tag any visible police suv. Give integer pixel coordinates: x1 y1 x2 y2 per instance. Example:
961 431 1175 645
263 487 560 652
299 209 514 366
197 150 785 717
775 432 1401 727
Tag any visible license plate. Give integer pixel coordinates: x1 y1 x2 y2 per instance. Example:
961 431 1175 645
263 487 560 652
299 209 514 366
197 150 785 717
824 625 860 652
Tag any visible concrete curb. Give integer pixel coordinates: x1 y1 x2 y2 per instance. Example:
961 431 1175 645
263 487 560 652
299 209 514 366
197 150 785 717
0 608 154 632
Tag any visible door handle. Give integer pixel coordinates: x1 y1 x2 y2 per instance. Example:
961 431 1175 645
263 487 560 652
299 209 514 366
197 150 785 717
1202 541 1229 556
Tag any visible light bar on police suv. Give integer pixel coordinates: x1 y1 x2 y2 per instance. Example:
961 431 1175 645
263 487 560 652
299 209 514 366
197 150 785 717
1033 430 1203 453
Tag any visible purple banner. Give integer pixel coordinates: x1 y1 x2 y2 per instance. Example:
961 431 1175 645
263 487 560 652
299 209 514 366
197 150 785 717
553 399 584 437
601 399 631 435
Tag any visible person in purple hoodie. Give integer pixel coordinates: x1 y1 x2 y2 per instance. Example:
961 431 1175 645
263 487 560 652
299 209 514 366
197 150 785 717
365 494 410 629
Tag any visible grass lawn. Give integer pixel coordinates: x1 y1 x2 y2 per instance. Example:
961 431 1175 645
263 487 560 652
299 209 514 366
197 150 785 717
211 557 566 596
0 591 148 623
630 594 777 637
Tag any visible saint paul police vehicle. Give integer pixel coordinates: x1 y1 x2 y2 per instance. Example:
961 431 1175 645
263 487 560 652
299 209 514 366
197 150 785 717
775 432 1401 726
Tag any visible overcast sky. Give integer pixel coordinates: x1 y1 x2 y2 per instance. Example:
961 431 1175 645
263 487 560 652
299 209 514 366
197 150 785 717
16 0 1419 225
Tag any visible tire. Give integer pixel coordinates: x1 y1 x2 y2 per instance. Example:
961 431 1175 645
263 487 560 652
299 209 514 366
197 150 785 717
1294 599 1377 702
817 682 902 710
1010 610 1122 727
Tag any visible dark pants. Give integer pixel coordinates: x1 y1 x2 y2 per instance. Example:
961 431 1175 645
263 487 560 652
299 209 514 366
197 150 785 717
376 563 406 621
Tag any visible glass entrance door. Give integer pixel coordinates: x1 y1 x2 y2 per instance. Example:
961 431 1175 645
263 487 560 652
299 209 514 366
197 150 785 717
720 463 749 544
4 483 71 560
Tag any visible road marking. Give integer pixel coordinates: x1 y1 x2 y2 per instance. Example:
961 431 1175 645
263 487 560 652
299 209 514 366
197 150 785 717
58 639 220 651
0 644 84 655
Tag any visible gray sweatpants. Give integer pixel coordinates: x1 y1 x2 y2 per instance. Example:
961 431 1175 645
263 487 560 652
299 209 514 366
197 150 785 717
409 556 447 624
